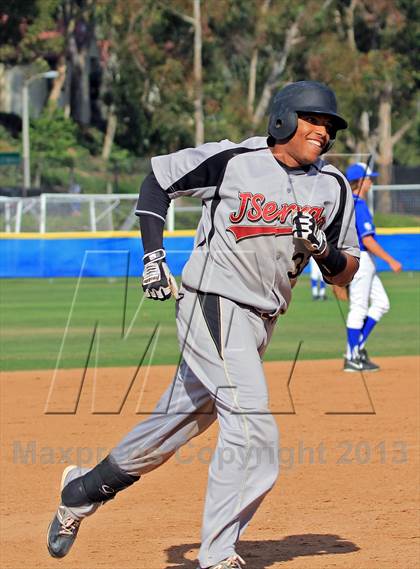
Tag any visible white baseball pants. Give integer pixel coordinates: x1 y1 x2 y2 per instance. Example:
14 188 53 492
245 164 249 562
346 250 390 329
310 256 322 280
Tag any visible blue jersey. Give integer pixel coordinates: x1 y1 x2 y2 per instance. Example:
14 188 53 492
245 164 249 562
353 194 375 251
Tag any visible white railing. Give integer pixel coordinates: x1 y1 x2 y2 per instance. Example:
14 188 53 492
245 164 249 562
369 184 420 215
37 193 140 233
0 193 190 233
0 186 419 233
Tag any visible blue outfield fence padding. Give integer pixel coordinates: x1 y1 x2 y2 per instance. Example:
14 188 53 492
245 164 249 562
0 230 419 278
373 233 420 272
0 234 195 278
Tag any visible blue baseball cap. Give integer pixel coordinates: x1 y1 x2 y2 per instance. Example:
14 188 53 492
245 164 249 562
345 162 379 182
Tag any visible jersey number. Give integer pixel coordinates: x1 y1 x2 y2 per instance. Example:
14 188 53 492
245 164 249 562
288 253 306 279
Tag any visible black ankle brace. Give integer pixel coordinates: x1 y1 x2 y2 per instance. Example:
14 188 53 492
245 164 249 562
61 456 139 508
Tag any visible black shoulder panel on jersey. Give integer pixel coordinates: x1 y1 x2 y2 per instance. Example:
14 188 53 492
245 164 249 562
205 147 263 246
168 147 265 195
319 170 347 248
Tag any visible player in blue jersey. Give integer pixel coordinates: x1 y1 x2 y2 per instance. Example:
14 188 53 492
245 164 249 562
344 162 402 372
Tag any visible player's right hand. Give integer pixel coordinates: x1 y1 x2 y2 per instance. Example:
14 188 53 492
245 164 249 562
141 249 178 300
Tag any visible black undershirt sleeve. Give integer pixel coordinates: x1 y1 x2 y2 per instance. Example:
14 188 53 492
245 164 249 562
139 215 165 254
136 172 170 255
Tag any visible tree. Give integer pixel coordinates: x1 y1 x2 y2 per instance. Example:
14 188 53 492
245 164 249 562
29 107 81 185
3 0 418 174
157 0 205 145
0 0 62 65
248 3 304 133
101 0 197 154
205 0 334 138
193 0 204 145
305 0 418 198
62 0 96 125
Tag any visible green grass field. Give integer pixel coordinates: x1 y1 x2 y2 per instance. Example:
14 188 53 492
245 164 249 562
375 212 420 227
1 273 419 372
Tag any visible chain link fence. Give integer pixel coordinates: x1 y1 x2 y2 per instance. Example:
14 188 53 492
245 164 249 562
371 185 420 216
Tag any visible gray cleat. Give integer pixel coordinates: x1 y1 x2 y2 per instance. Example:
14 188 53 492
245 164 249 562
343 356 363 372
359 348 380 371
47 465 81 558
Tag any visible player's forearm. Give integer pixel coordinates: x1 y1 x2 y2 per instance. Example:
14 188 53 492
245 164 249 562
328 253 359 286
139 215 165 253
315 248 359 286
362 235 394 264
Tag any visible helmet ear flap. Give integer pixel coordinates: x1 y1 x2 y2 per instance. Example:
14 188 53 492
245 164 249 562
268 107 298 141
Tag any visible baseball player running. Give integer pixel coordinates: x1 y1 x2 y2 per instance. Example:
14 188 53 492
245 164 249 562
344 162 402 372
47 81 359 569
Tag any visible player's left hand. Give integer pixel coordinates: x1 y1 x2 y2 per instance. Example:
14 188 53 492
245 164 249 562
292 211 327 256
142 249 179 300
332 284 349 301
389 258 402 273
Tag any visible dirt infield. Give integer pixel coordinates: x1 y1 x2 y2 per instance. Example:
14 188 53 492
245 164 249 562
1 356 419 569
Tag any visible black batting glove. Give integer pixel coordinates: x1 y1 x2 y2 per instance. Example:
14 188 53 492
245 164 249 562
292 212 327 256
141 249 178 301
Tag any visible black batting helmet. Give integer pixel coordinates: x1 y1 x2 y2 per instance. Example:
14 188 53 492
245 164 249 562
268 81 347 153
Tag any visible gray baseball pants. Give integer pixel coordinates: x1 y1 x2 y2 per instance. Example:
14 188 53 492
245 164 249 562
65 285 280 568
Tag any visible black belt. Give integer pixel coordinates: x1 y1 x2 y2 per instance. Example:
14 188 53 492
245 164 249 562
190 288 279 322
251 307 279 321
236 301 279 321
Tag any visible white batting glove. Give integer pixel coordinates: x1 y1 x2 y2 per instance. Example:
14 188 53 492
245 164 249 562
142 249 179 301
292 212 327 256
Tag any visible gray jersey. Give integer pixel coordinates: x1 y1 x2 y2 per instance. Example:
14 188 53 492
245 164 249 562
152 136 359 315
